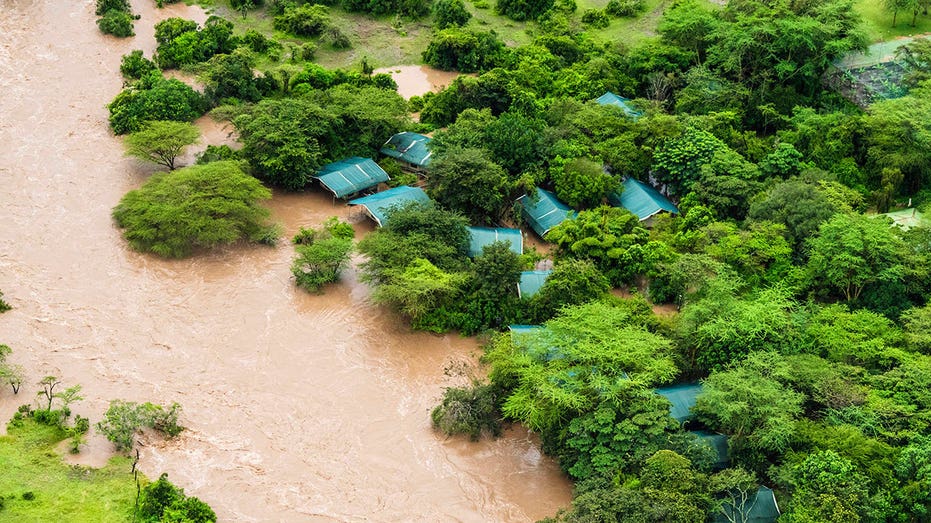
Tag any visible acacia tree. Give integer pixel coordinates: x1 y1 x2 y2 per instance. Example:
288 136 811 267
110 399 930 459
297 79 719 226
124 120 199 170
112 161 279 257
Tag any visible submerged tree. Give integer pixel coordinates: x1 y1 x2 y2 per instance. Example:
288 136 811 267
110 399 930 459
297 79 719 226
112 161 279 258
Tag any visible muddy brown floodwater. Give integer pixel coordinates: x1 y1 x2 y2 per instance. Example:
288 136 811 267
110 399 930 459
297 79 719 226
0 1 571 521
373 65 462 99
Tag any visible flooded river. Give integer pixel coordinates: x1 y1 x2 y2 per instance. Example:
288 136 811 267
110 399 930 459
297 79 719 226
0 1 571 521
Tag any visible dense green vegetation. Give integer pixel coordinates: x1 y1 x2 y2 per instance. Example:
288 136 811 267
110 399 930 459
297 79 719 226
90 0 931 519
112 161 279 257
95 0 137 38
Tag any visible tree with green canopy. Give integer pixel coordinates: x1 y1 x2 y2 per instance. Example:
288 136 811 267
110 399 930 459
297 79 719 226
693 352 804 455
112 161 278 258
426 148 514 225
550 157 619 209
124 120 199 171
291 218 355 293
747 178 841 254
546 206 652 286
806 213 908 303
108 73 207 135
487 299 677 434
528 259 610 322
372 258 468 324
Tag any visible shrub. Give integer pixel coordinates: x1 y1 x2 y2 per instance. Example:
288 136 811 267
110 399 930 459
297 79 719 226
274 4 331 37
291 218 354 292
323 26 352 49
112 161 278 258
433 0 472 28
107 73 207 134
604 0 642 17
580 8 609 28
431 382 502 440
97 401 185 452
422 28 505 72
139 474 216 523
120 50 159 80
495 0 553 21
22 492 35 501
96 0 130 15
97 10 136 37
0 290 10 313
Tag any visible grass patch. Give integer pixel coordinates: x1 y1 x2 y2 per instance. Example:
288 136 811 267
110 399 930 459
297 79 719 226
855 0 931 42
0 418 135 522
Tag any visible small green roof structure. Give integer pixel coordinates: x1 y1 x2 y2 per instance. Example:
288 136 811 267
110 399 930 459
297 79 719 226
380 132 433 169
715 486 781 523
518 270 551 299
609 178 679 223
314 157 390 199
655 383 703 423
517 187 577 239
348 186 430 227
596 91 643 118
691 430 729 469
882 208 928 231
467 226 523 258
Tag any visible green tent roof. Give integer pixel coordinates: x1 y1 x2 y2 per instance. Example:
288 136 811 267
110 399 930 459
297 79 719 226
715 487 781 523
609 178 679 221
882 208 928 231
655 383 703 423
517 187 576 238
692 430 729 469
596 91 643 118
348 186 430 227
314 157 389 198
518 270 551 299
380 132 433 168
467 226 523 258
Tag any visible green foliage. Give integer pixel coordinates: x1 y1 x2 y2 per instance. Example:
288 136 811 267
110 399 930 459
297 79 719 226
203 51 268 104
562 390 679 480
107 73 207 134
138 474 216 523
806 212 909 303
427 147 514 225
605 0 643 17
528 259 609 322
112 161 278 258
801 304 907 370
902 303 931 353
196 144 241 164
291 219 354 293
124 120 199 171
495 0 553 21
487 300 676 434
782 451 872 522
653 127 727 197
97 9 136 37
694 352 804 455
96 0 130 15
581 9 610 29
154 17 237 69
677 284 797 372
274 4 331 37
373 258 468 324
0 290 10 313
96 400 184 452
547 206 655 286
431 381 502 440
550 157 619 209
433 0 471 28
119 50 158 80
748 178 841 254
422 28 505 73
861 83 931 197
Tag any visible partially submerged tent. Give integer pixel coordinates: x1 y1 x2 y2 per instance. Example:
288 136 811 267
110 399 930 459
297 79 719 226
518 270 551 299
314 157 389 199
654 383 703 423
348 186 430 227
692 430 729 469
609 178 679 224
467 226 523 258
380 132 432 169
517 187 576 239
715 487 781 523
596 91 643 118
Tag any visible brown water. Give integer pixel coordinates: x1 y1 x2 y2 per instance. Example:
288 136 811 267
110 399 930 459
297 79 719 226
0 1 571 521
373 65 462 99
